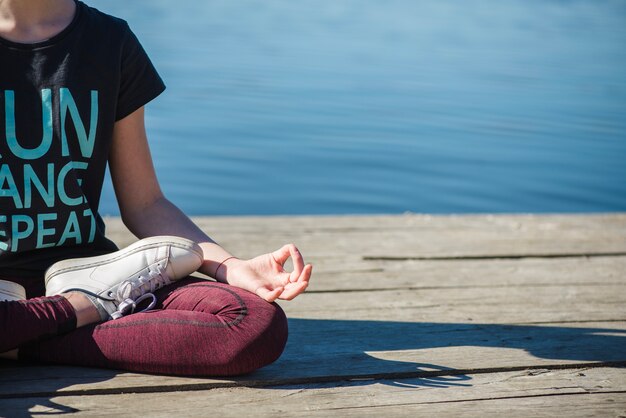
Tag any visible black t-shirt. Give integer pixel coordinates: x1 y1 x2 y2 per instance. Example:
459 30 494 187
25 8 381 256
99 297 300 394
0 1 165 277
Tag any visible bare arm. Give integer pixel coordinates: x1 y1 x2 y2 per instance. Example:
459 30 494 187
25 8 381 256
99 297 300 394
109 107 311 301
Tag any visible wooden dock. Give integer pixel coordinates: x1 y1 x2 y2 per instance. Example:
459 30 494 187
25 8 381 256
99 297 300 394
1 213 625 416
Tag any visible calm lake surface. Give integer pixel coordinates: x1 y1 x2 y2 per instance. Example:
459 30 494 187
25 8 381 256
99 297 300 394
91 0 626 215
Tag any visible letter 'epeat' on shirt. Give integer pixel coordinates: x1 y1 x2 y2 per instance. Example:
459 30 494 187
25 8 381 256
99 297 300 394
0 1 165 276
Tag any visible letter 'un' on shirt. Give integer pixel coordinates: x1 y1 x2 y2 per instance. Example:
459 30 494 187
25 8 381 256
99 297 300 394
0 1 165 277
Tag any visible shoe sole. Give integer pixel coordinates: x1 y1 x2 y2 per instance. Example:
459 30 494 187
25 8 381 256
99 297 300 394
0 279 26 301
44 236 203 287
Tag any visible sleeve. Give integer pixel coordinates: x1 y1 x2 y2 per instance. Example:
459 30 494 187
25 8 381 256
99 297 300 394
115 23 166 121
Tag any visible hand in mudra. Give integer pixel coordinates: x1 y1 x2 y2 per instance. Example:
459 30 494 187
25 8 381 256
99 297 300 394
218 244 312 302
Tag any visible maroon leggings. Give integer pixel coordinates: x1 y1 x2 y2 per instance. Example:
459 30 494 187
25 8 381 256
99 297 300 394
0 276 288 376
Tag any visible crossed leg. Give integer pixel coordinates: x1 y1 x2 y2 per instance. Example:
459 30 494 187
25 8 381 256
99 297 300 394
16 278 288 376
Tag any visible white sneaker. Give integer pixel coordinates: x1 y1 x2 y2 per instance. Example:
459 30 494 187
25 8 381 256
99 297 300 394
1 280 26 359
0 279 26 302
45 236 204 321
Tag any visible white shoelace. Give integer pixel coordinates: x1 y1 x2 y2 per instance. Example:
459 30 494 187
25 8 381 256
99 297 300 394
110 266 172 320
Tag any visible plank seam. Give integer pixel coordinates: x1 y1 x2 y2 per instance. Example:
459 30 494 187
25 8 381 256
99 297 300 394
322 390 626 410
3 361 625 400
364 252 626 261
306 283 626 294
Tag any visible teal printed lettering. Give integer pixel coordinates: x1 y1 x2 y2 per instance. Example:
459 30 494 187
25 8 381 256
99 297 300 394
83 208 96 243
4 89 53 160
57 211 81 246
36 213 57 249
1 87 100 253
60 89 98 158
2 211 95 252
0 215 7 252
11 214 34 252
57 161 88 206
23 163 55 208
0 164 23 208
0 162 89 209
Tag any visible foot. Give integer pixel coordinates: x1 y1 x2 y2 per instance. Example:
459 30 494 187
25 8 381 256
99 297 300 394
45 236 203 321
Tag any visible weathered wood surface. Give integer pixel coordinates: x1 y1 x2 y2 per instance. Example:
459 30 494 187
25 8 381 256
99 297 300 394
1 214 625 416
3 367 625 417
105 213 626 260
2 320 625 397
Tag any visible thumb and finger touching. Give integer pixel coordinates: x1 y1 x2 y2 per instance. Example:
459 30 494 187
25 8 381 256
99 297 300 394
265 244 312 301
272 244 306 283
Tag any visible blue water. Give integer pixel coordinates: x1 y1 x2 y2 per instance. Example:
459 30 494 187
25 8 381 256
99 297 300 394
91 0 626 215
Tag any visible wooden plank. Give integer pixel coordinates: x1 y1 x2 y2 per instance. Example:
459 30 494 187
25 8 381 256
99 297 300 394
278 283 626 323
181 255 626 294
2 367 625 417
1 321 624 396
254 320 626 380
104 214 626 259
297 256 626 293
193 213 626 259
106 213 626 293
0 364 232 397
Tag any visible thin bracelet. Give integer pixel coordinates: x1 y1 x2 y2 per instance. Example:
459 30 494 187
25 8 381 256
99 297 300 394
214 256 237 279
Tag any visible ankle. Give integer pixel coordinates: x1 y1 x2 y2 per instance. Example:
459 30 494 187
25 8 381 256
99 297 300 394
62 292 102 328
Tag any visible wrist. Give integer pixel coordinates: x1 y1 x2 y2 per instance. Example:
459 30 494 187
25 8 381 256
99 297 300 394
214 256 240 282
197 242 238 281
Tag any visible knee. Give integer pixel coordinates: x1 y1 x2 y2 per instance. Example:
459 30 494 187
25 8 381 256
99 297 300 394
262 301 289 361
220 300 289 376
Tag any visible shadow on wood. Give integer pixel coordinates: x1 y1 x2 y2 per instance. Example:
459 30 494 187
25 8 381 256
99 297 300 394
252 319 626 384
2 319 625 415
0 365 120 417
